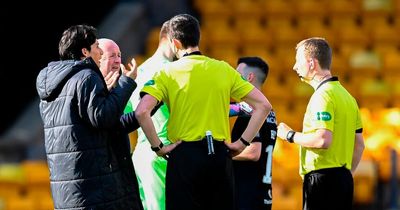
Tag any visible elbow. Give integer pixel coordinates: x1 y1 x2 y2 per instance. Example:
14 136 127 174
135 107 150 122
355 133 365 152
319 138 332 149
357 140 365 152
320 141 331 149
316 129 332 149
261 100 272 116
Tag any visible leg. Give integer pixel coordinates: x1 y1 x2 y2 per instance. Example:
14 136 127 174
133 141 167 210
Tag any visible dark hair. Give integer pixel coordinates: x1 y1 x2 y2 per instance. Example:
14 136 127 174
168 14 200 48
296 37 332 70
58 24 98 60
237 56 269 83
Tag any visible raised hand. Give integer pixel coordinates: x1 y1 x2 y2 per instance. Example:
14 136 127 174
104 70 120 90
121 58 137 80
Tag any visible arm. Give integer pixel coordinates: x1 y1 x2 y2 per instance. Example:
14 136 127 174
277 123 333 149
118 102 163 133
226 88 271 156
351 133 365 173
77 57 138 129
293 129 332 148
232 142 261 161
135 94 161 146
234 112 276 161
78 73 137 128
118 112 140 133
135 94 179 156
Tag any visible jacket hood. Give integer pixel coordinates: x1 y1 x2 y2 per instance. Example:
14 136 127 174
36 57 98 101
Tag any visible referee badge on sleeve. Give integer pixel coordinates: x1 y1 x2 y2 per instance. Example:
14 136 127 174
316 111 332 121
144 79 155 86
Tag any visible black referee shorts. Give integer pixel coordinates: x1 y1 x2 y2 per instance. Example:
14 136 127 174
303 166 353 210
165 139 235 210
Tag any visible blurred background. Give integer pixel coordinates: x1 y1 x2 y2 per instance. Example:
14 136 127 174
0 0 399 209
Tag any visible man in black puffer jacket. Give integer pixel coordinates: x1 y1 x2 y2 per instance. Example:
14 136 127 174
36 24 143 210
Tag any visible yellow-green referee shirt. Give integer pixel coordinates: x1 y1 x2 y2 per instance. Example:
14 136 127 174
300 77 362 177
141 54 254 142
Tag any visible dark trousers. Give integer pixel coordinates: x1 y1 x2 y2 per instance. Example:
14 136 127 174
165 140 235 210
303 167 354 210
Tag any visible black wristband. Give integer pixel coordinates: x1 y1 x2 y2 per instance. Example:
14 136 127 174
286 130 296 143
151 142 164 152
239 137 250 146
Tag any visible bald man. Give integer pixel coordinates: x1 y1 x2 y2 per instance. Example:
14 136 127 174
98 38 136 90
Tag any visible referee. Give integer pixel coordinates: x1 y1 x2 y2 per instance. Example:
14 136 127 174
135 14 271 210
277 37 365 210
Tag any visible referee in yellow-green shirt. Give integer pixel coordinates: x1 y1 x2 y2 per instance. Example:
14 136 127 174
277 37 365 210
135 14 271 210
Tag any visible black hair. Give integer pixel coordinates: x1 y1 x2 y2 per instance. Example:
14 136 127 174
168 14 200 48
58 24 98 60
237 56 269 78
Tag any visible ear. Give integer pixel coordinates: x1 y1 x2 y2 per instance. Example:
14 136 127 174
248 72 255 82
309 59 314 70
81 48 90 58
172 38 183 50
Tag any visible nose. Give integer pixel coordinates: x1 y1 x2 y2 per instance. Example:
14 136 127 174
114 57 121 65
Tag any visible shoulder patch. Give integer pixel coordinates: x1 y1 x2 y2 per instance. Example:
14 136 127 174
316 111 332 121
144 79 155 86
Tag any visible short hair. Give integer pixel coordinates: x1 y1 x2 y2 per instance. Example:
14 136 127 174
168 14 200 48
296 37 332 70
159 20 170 40
237 56 269 83
58 24 98 60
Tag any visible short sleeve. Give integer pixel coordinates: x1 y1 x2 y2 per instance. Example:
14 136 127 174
141 70 168 102
308 92 334 132
230 69 254 101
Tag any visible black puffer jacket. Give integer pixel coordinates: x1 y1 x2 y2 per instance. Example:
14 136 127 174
36 57 143 210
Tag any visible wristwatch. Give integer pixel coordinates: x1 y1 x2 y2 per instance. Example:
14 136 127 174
239 137 250 146
151 142 164 152
286 130 296 143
